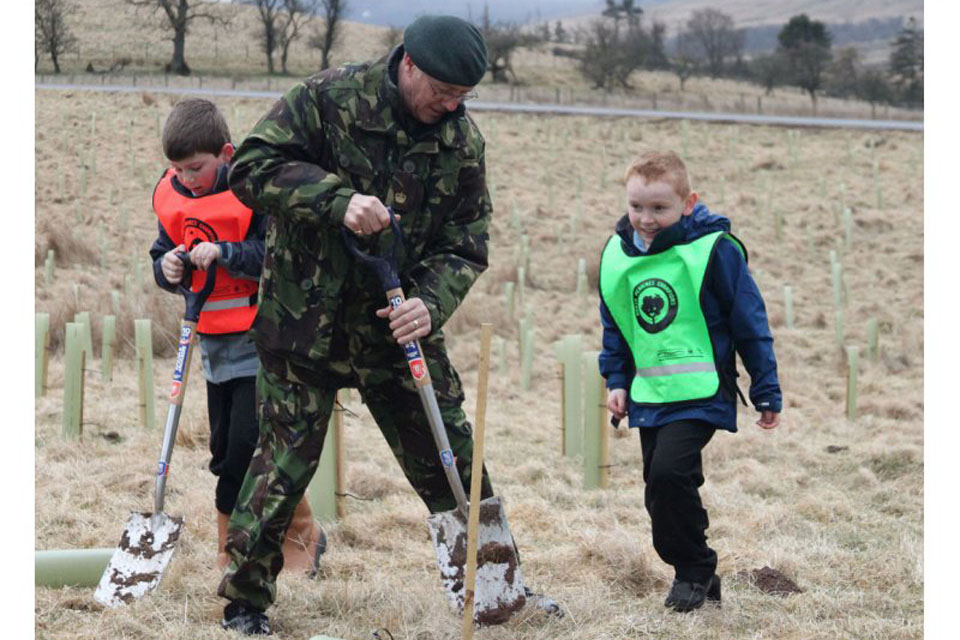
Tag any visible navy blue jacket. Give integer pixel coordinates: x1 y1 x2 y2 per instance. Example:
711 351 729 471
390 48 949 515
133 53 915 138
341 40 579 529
598 203 782 432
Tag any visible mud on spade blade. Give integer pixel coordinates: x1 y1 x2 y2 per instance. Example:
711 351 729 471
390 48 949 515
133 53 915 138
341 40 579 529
427 496 526 625
94 512 183 607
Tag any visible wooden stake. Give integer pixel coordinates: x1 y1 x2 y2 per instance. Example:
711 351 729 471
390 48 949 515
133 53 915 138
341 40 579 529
462 324 493 638
35 313 50 398
135 319 156 429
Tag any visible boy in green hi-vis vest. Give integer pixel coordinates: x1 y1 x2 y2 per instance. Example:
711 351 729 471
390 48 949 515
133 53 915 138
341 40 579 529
598 151 782 613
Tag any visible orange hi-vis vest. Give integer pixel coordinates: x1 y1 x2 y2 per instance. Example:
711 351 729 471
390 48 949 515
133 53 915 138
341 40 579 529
153 169 258 335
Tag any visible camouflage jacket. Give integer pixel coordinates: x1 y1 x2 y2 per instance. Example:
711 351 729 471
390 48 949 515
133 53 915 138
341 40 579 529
229 47 491 365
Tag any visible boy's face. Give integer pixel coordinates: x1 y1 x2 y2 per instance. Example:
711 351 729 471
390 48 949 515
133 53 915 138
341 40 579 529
169 143 233 196
626 175 698 246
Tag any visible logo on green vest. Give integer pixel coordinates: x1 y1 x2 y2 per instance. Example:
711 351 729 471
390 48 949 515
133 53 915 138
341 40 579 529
632 278 678 334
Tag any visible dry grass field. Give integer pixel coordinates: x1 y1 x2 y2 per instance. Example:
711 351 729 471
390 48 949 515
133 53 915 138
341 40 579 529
34 83 923 639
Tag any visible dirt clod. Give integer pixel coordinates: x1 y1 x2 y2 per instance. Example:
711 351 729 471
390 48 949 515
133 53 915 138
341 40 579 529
826 445 849 453
736 566 803 596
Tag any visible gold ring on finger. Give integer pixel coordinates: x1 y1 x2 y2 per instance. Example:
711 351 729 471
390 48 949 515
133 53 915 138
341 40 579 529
413 319 420 329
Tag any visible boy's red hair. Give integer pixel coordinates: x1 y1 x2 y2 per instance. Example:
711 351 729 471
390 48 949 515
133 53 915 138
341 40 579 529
624 151 692 199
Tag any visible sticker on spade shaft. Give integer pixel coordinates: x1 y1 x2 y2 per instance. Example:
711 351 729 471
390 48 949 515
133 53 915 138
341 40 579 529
409 358 427 380
440 449 455 467
402 341 427 380
170 340 190 398
157 461 170 477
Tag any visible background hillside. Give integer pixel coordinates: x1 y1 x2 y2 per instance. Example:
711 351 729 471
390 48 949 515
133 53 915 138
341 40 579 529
36 0 922 122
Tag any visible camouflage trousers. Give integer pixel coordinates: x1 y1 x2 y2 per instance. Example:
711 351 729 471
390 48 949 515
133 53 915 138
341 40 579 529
217 339 494 611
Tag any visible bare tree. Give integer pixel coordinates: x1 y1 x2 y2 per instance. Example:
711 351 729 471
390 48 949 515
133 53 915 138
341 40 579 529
685 8 744 78
671 27 700 91
857 68 892 118
309 0 348 71
577 19 625 90
480 6 538 83
126 0 229 75
36 0 78 74
242 0 284 74
751 52 787 96
825 46 861 98
277 0 318 74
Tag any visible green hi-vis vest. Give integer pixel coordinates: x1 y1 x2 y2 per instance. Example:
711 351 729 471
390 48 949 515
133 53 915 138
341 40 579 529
599 230 744 405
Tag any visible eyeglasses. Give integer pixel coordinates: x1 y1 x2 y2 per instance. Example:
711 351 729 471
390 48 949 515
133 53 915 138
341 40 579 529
426 78 478 103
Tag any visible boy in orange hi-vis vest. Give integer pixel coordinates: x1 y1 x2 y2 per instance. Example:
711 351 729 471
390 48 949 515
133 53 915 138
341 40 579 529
149 98 325 574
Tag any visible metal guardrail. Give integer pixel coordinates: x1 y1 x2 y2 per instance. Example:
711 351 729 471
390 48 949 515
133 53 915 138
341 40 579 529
36 82 924 132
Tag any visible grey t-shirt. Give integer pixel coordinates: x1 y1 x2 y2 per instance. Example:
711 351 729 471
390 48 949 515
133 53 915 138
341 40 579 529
199 332 259 384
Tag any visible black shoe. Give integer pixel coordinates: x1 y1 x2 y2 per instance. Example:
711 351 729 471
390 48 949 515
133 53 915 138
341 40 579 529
664 575 721 612
523 586 564 618
221 601 272 635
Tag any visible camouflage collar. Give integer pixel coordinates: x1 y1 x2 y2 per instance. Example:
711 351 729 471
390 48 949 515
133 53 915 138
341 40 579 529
353 46 468 151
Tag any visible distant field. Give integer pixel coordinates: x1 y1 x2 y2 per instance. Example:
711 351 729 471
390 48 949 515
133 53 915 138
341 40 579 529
35 87 922 639
36 0 922 123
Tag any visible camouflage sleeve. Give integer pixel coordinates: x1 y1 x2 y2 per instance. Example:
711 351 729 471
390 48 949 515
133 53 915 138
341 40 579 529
405 154 491 330
228 81 355 228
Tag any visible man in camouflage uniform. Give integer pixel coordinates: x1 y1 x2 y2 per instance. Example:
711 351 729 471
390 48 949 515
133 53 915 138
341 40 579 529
217 16 551 635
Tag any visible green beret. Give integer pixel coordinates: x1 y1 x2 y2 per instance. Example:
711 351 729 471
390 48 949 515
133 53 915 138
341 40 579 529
403 15 488 87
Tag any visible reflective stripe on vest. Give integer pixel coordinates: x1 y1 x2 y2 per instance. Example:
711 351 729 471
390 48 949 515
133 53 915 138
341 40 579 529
599 230 741 405
635 362 717 378
153 168 259 335
202 295 256 312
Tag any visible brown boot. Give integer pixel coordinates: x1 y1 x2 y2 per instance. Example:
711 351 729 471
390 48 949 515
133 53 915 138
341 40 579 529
282 497 326 576
216 511 231 570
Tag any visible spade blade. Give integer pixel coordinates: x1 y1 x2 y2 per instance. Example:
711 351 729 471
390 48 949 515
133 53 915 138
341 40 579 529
93 511 183 607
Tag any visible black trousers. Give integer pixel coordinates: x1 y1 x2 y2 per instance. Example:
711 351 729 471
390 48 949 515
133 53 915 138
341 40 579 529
639 420 718 583
207 376 259 515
